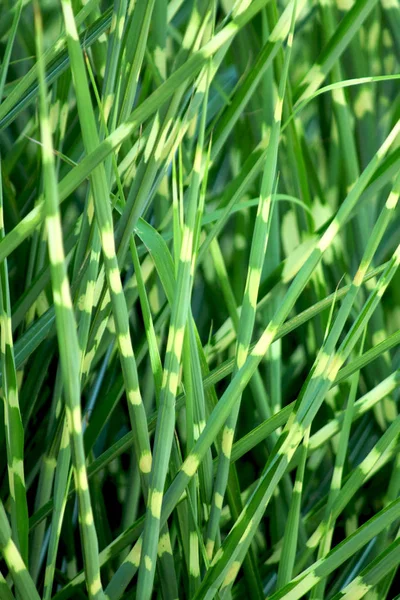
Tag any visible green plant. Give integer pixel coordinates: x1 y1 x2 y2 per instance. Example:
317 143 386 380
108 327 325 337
1 0 400 598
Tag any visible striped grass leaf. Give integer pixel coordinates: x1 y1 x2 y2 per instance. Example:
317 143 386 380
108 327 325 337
154 119 400 596
310 332 365 600
0 502 40 600
27 328 400 539
94 114 399 600
269 498 400 600
0 0 278 270
33 2 105 598
2 2 400 599
0 0 110 131
90 46 180 599
276 282 343 590
1 66 398 273
330 535 400 599
205 0 297 561
0 0 28 571
294 0 380 103
60 0 155 507
0 161 29 568
136 53 211 600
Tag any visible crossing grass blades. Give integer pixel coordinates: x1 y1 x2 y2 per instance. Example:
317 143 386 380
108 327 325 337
1 0 400 598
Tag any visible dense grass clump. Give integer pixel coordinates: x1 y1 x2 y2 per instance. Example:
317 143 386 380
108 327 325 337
1 0 400 598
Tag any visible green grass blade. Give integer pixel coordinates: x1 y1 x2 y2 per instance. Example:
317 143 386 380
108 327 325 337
34 2 105 597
